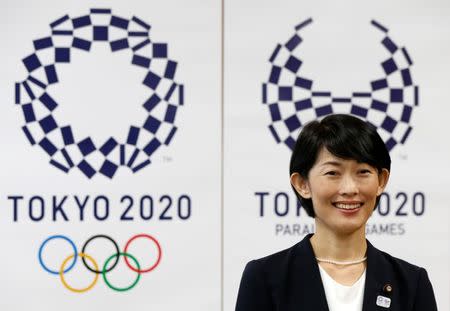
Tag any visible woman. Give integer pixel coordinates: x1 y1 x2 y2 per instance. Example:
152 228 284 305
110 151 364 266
235 114 437 311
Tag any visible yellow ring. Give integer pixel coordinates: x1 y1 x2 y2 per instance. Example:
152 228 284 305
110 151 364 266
59 253 99 293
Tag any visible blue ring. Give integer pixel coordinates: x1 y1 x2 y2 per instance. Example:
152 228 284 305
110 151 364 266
38 235 78 275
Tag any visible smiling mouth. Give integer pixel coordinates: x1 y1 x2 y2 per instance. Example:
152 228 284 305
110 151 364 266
333 203 363 210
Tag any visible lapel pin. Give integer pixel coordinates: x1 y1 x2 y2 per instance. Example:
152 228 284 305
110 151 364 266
376 295 391 308
383 284 393 294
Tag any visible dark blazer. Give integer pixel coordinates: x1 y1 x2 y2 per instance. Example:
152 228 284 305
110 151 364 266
235 234 437 311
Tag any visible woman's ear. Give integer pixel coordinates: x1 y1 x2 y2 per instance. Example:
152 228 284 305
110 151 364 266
377 168 390 196
290 172 311 199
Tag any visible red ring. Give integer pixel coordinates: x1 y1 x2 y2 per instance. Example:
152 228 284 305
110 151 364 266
124 234 162 273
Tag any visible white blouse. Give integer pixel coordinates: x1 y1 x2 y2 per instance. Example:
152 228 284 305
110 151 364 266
318 265 366 311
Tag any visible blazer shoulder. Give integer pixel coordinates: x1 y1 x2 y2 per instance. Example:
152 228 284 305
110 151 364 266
235 243 301 311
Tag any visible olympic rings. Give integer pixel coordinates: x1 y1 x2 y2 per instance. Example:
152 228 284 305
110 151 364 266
102 253 141 292
124 233 162 273
60 253 99 293
38 233 162 292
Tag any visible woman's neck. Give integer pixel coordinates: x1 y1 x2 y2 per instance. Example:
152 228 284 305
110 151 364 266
310 226 367 261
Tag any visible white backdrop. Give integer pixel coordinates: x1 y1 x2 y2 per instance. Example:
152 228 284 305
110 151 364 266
0 0 449 310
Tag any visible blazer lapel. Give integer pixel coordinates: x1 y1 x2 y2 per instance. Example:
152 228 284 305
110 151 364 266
362 240 396 311
284 234 329 311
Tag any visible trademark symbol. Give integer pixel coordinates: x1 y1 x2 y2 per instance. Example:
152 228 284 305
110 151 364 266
163 156 173 162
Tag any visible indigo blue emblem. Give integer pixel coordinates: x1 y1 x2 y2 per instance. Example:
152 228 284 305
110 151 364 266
15 8 184 178
263 18 418 151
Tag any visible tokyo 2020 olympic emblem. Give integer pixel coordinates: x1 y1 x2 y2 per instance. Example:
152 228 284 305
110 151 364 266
38 233 162 292
263 18 418 151
15 9 184 178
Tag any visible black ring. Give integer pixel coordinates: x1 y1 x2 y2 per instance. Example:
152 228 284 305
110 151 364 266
81 234 120 274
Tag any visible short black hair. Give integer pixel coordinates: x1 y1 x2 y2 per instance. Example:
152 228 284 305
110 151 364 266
289 114 391 217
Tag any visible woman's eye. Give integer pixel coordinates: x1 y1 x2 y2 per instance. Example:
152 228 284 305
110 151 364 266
325 171 337 176
359 169 371 174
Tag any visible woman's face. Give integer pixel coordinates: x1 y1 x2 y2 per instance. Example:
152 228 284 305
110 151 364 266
292 147 389 236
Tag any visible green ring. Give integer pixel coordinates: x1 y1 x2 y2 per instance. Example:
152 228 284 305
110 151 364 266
102 252 141 292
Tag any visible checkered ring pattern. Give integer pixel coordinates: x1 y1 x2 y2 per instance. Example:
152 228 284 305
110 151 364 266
262 18 418 151
15 8 184 178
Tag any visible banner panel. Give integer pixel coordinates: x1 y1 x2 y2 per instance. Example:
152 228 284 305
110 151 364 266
224 1 450 310
0 1 221 310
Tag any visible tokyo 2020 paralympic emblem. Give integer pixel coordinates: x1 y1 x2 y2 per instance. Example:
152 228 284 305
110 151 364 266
15 8 184 178
38 233 162 292
263 18 418 151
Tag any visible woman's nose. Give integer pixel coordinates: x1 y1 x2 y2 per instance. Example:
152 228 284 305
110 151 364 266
339 175 359 195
